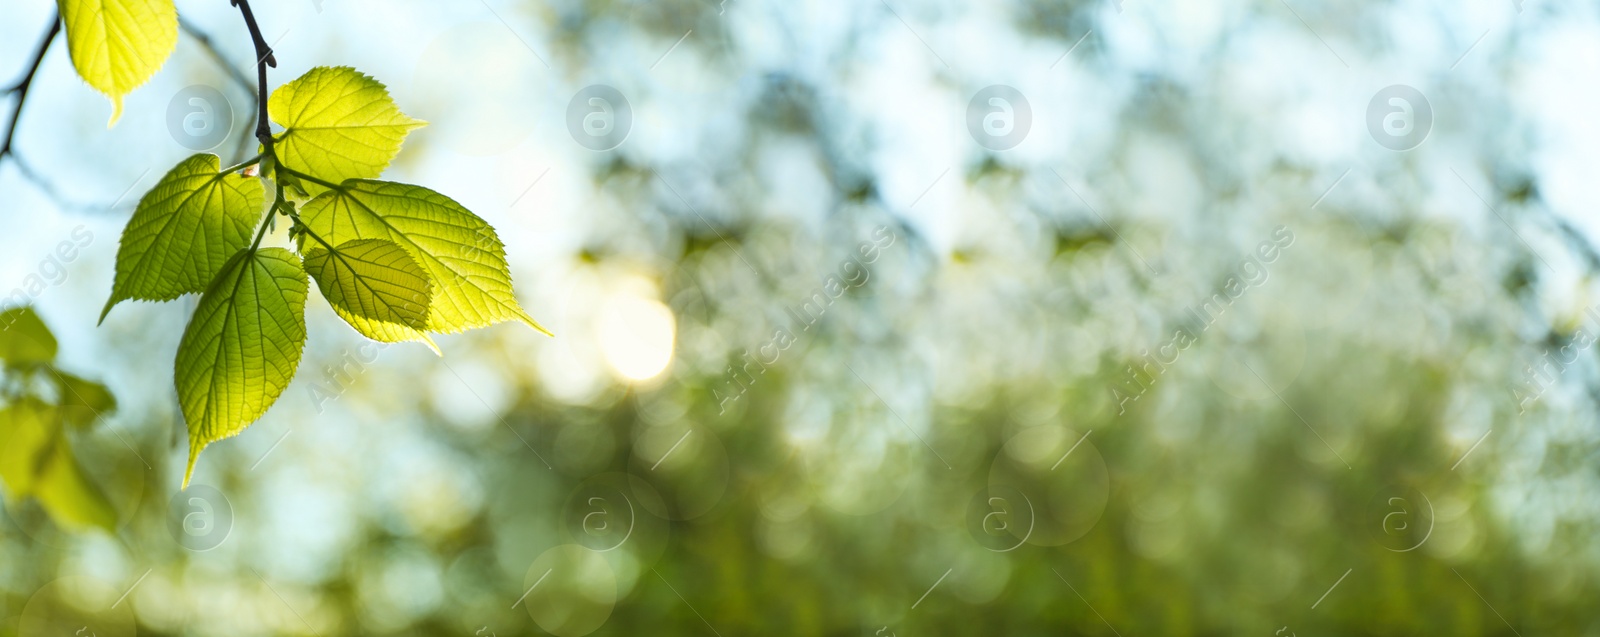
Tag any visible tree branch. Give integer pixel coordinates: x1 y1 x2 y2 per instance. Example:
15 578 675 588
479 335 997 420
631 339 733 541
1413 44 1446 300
230 0 276 153
276 165 341 190
0 11 61 162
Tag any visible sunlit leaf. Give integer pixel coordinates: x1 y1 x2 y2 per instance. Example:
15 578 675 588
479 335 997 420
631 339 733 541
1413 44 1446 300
269 67 425 194
300 180 549 336
303 237 439 351
174 248 308 488
101 154 265 323
0 307 57 364
56 0 178 125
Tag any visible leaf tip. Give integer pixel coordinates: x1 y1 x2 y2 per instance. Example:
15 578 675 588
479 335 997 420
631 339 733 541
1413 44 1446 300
97 296 117 326
183 438 205 490
522 313 554 338
106 97 124 128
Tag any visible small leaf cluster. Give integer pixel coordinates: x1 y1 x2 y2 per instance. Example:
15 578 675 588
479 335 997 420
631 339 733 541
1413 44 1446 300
99 66 548 487
0 307 118 531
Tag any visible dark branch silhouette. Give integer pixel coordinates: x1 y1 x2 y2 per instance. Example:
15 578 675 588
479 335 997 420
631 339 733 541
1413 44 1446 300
0 11 61 163
230 0 277 153
0 12 112 212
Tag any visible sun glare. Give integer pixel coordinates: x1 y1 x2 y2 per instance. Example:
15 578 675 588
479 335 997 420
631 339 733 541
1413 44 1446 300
596 283 676 382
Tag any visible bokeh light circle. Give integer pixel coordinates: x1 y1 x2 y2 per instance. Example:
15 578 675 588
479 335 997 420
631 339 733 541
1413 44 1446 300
596 287 676 382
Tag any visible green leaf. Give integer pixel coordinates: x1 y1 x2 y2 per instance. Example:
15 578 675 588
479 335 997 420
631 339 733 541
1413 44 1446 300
303 238 439 351
0 400 55 499
53 371 116 429
175 248 309 488
33 436 117 531
300 180 550 336
101 154 266 323
269 67 425 194
0 307 57 364
56 0 178 125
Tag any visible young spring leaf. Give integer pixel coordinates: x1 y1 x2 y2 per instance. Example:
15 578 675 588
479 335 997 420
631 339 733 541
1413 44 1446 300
299 180 550 336
174 248 309 487
101 154 265 323
269 67 425 194
303 238 439 351
56 0 179 125
0 307 58 365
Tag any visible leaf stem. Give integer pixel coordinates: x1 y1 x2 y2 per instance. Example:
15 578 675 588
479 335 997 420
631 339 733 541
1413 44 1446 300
0 11 61 163
248 204 275 252
248 184 286 252
276 165 343 190
291 213 338 254
221 153 264 175
230 0 276 153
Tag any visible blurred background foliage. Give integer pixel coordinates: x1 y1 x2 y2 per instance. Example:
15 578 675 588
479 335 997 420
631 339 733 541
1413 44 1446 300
3 0 1600 635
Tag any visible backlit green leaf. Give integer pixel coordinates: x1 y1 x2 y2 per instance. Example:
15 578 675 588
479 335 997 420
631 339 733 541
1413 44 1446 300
175 248 308 488
57 0 178 125
269 67 425 194
101 154 265 323
0 307 57 364
300 180 549 336
303 238 439 351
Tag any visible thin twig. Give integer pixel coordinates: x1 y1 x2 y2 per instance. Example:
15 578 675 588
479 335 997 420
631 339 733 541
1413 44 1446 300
221 153 264 175
1 11 62 162
248 183 284 252
278 164 341 190
0 12 128 213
